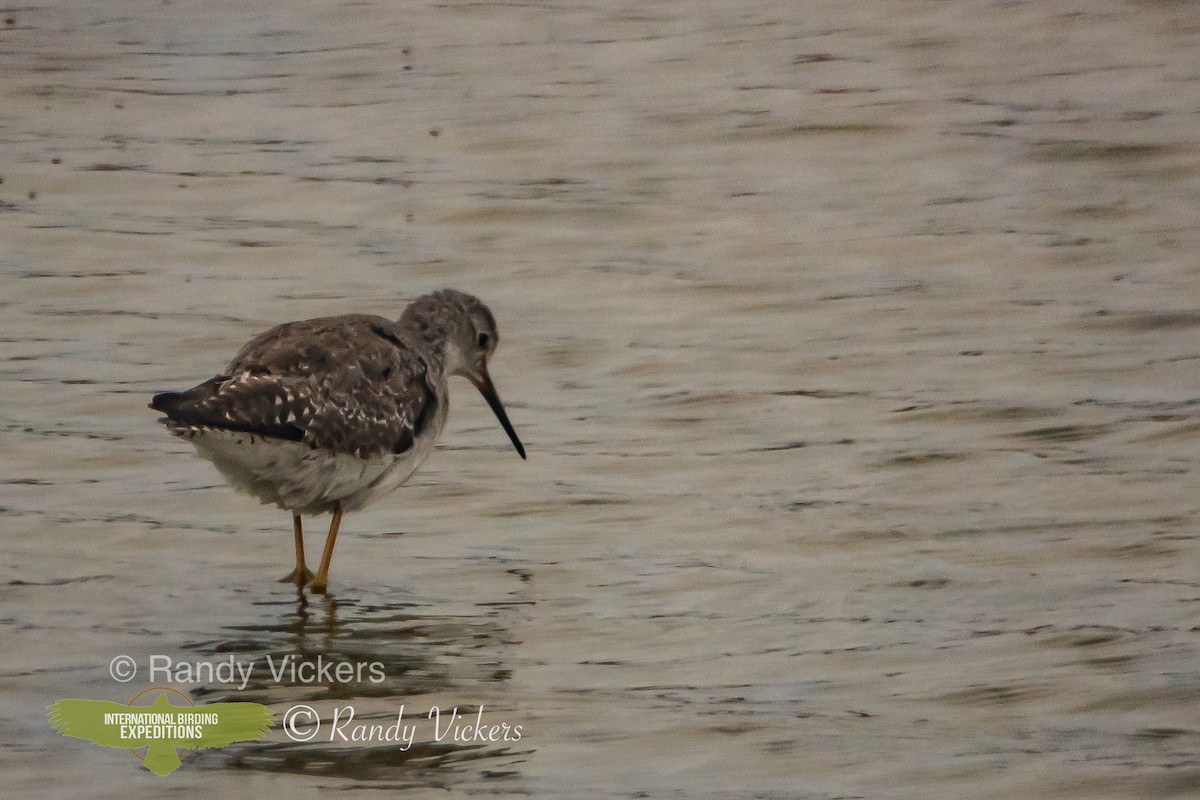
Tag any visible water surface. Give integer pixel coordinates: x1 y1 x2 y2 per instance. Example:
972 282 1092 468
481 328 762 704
2 1 1198 798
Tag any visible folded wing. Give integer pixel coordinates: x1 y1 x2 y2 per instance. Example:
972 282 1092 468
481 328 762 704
151 315 438 459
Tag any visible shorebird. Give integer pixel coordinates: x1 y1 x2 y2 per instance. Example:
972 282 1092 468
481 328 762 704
149 289 525 593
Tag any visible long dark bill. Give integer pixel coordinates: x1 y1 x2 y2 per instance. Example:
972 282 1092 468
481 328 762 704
472 371 526 459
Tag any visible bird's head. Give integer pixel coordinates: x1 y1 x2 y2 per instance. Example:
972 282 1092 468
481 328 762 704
400 289 526 459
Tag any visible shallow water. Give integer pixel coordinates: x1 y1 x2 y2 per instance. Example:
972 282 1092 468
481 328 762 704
2 1 1199 797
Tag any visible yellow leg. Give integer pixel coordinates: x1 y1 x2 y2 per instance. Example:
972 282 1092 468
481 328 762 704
310 505 343 594
278 515 315 587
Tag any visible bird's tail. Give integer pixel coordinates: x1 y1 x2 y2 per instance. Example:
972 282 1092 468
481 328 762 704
149 391 185 415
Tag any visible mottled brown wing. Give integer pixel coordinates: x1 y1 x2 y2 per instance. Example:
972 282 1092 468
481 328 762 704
152 315 438 458
226 314 396 377
297 353 437 458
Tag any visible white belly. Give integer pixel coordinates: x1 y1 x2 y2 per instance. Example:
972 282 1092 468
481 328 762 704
179 426 435 515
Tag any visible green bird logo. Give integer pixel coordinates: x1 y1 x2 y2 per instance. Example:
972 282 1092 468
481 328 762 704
47 692 274 776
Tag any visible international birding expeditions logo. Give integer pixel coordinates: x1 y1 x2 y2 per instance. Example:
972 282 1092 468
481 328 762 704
47 687 274 776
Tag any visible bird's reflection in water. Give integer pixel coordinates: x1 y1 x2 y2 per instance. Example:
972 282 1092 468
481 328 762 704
178 585 531 783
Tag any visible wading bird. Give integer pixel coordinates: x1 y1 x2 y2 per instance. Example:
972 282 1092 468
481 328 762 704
149 289 525 593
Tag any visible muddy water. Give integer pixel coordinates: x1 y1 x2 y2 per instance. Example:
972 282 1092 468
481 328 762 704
2 1 1198 797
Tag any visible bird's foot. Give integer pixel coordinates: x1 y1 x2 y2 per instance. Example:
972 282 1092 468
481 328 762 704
308 575 329 595
278 567 316 588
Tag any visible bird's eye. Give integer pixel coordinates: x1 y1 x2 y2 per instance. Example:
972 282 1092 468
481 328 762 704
477 332 491 349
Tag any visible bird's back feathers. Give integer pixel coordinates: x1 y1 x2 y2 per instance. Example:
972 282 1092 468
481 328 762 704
151 314 440 459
